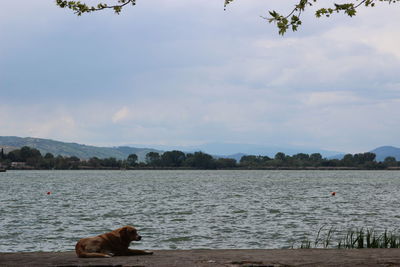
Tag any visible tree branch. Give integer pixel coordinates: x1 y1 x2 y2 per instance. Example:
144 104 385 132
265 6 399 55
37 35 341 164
55 0 136 15
261 0 396 35
56 0 398 34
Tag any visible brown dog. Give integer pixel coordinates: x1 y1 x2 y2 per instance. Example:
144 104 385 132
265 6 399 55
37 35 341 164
75 226 153 258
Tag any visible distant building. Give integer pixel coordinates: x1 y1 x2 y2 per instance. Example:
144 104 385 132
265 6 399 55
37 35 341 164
11 162 27 168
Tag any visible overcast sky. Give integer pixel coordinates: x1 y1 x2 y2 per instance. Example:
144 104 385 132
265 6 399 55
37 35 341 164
1 0 399 153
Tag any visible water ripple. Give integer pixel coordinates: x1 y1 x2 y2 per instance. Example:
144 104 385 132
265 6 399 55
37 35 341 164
1 170 400 252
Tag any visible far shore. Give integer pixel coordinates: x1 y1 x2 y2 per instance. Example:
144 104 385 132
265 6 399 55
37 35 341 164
4 166 400 171
1 249 400 266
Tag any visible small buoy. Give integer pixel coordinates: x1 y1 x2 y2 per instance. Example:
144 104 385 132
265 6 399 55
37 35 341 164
47 192 51 195
331 192 336 196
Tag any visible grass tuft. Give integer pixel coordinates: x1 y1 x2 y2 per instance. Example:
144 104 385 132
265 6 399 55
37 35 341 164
296 226 400 249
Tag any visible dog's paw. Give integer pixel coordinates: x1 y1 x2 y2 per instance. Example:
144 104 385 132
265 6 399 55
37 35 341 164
103 252 114 258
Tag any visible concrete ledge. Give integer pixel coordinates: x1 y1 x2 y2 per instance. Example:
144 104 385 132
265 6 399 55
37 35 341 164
1 249 400 267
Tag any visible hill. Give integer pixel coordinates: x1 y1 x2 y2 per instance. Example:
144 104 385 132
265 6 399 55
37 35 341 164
131 142 342 159
370 146 400 162
0 136 159 161
2 136 399 163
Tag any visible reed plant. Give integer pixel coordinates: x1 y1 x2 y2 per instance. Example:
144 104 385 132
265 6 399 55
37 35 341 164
296 226 400 249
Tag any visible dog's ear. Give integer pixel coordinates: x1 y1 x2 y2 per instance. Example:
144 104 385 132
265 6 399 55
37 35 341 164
119 226 128 237
119 227 130 244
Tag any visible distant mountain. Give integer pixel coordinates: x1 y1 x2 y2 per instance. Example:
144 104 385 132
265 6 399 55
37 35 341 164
370 146 400 162
327 154 346 160
130 142 342 159
3 136 397 163
0 136 160 161
225 153 247 162
327 146 400 162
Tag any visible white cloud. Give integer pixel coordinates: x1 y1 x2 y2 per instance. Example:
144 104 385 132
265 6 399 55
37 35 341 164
303 91 363 107
0 105 83 142
1 0 400 152
112 106 131 123
27 115 77 138
321 5 400 60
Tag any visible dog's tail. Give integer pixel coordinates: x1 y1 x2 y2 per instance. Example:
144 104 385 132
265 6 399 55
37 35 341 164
75 241 111 258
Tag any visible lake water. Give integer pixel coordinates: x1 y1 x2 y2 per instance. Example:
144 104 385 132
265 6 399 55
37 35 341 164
1 170 400 252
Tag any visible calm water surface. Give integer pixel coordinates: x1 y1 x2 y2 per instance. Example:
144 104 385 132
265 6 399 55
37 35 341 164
1 170 400 252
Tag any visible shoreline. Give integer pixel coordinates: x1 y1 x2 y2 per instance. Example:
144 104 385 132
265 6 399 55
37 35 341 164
4 167 400 171
1 249 400 266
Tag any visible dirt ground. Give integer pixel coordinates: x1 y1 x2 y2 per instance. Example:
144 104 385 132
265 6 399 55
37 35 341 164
1 249 400 267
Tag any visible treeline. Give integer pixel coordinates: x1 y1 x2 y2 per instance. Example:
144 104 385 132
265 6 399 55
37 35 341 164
239 152 398 169
0 146 139 170
0 146 399 170
0 146 236 170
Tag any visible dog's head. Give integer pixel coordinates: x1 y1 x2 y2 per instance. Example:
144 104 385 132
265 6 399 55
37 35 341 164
118 226 142 242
